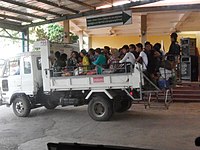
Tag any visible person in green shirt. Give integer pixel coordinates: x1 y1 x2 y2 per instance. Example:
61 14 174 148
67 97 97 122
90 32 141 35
93 48 106 74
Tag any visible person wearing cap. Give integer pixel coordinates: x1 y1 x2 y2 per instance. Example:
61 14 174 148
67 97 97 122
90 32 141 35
79 49 90 73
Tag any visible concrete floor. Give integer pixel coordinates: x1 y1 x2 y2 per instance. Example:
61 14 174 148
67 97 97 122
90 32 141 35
0 103 200 150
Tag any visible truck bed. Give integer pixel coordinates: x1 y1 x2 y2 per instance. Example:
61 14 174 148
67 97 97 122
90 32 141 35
50 72 141 91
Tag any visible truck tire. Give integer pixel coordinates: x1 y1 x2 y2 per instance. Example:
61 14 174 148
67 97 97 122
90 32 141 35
44 100 58 110
13 96 31 117
88 96 113 121
114 98 132 113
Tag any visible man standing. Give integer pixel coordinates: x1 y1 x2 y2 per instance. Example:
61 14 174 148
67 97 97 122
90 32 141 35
167 32 181 81
136 43 148 71
167 32 180 62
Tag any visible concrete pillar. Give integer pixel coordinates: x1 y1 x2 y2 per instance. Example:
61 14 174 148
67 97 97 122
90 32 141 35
26 29 29 52
140 15 147 45
79 30 83 50
63 20 70 43
22 32 25 52
88 36 92 49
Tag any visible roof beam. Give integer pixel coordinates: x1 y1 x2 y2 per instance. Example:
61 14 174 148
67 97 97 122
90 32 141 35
70 20 88 36
23 0 162 28
36 0 79 14
0 20 23 31
0 6 46 20
1 0 61 16
132 4 200 13
174 12 192 32
0 14 32 23
98 0 113 4
68 0 96 10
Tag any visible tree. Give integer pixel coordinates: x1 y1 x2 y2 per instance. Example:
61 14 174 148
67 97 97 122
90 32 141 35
30 24 79 43
47 24 64 43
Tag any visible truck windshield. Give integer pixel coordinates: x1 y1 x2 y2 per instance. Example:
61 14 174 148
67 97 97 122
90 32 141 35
0 59 6 77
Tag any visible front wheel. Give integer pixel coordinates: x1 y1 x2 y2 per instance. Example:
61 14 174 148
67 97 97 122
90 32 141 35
12 96 31 117
88 95 113 121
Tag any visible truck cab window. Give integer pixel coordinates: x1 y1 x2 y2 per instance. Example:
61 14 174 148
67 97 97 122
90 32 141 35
10 59 20 76
24 57 32 74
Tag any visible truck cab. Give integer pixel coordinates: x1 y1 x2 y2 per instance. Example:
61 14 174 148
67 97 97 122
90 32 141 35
0 51 42 114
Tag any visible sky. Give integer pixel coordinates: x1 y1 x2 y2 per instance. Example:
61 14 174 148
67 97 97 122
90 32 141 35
0 37 22 59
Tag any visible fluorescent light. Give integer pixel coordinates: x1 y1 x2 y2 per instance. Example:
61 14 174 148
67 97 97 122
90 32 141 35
96 4 112 9
113 1 131 6
96 0 132 10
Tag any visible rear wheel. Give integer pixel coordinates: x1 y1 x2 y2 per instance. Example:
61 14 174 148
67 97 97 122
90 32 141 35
114 98 132 113
13 96 31 117
88 95 113 121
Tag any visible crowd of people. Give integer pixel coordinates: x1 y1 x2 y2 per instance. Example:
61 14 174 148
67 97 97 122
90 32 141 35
50 32 180 87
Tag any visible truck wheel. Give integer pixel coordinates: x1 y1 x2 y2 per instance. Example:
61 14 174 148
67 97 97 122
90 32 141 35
114 98 132 113
88 96 113 121
44 99 58 110
13 96 31 117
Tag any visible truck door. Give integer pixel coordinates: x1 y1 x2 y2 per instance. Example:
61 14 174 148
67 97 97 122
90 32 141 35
21 56 34 94
1 58 22 101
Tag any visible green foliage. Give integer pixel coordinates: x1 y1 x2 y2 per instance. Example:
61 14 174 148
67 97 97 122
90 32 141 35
30 24 79 43
69 32 79 43
47 24 64 43
36 27 48 40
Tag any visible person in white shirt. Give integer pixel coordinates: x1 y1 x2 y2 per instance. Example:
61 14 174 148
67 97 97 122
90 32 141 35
119 45 135 72
136 43 148 70
119 45 135 65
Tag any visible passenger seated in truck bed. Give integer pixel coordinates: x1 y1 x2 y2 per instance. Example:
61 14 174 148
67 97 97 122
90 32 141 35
67 51 78 71
119 45 135 72
53 51 66 76
107 48 120 73
78 49 90 73
92 48 106 74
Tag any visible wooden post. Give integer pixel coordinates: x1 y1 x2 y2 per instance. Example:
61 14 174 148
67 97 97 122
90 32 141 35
141 15 147 45
79 30 83 50
63 20 70 43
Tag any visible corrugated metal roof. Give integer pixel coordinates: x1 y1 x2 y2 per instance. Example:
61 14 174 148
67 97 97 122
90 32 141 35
0 0 156 28
1 0 200 36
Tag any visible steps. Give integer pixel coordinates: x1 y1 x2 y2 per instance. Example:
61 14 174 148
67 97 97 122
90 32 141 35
172 83 200 102
142 82 200 103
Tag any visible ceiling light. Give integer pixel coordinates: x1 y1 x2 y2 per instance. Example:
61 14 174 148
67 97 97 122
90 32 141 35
96 4 112 9
113 1 131 6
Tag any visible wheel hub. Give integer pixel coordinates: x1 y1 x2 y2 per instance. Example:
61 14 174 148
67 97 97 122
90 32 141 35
16 102 24 114
94 102 105 117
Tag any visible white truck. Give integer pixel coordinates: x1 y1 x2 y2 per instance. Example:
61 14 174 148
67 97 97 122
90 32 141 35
0 40 172 121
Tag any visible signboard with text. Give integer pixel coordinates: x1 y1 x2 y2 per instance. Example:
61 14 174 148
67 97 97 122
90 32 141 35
86 11 132 29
